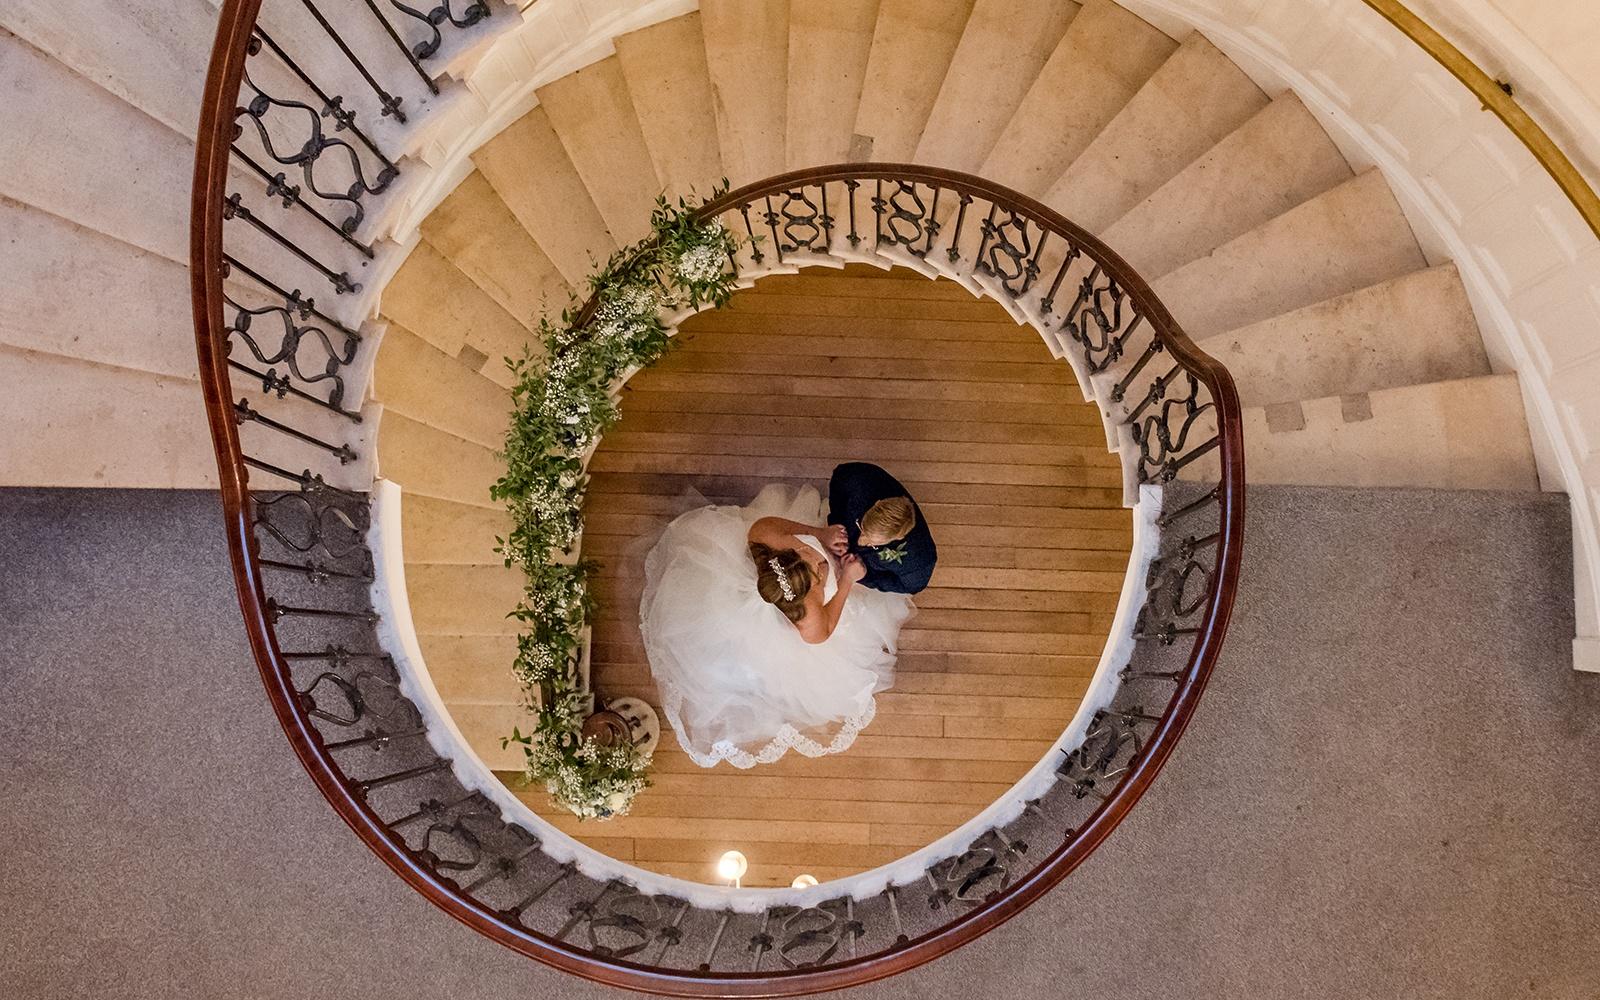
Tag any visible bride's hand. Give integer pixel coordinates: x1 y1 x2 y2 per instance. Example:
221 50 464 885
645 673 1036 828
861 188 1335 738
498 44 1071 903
840 553 867 584
823 524 850 555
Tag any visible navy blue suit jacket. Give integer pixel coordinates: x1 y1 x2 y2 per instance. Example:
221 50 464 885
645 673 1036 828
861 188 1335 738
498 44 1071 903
826 462 937 595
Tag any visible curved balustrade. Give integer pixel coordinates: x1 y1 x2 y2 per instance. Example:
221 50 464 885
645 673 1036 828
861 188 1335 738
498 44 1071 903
192 2 1244 992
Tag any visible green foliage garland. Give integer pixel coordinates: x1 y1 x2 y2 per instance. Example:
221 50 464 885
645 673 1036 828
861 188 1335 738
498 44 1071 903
494 191 742 820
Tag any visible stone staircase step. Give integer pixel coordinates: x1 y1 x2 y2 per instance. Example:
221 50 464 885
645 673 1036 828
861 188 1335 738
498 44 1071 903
417 170 571 330
0 33 191 264
1153 168 1426 338
406 562 525 635
1238 374 1538 490
376 409 500 507
786 0 881 168
614 12 724 201
851 0 974 162
2 0 215 140
1104 93 1353 279
472 105 616 286
400 493 512 566
535 54 662 246
378 240 532 385
1045 33 1267 234
370 322 510 450
1 198 194 380
913 0 1081 172
416 633 520 704
1201 264 1490 408
700 0 790 185
981 0 1176 199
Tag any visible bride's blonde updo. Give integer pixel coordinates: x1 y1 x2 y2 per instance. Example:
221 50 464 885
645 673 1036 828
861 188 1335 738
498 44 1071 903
749 542 813 623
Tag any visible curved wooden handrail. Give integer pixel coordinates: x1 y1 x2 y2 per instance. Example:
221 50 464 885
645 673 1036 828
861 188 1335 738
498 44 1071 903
192 2 1243 993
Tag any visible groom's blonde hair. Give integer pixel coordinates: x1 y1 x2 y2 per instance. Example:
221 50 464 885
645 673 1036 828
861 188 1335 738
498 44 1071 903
861 497 915 544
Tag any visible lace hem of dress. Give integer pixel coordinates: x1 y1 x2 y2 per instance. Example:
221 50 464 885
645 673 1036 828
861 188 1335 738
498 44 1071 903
658 685 879 770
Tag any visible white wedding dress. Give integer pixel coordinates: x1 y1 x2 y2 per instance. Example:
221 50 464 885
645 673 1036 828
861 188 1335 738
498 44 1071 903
639 484 915 768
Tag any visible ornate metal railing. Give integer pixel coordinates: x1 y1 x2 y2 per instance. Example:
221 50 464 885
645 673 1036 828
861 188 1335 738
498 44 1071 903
193 2 1243 990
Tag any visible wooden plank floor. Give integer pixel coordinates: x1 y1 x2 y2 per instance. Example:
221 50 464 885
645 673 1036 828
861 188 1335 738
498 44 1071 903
510 264 1131 888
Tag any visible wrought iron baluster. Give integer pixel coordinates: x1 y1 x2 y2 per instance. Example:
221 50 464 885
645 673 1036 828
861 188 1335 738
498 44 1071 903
700 910 732 971
224 255 362 340
249 30 398 173
388 0 492 61
228 358 362 421
761 194 784 264
501 862 575 922
1157 485 1222 527
748 909 773 971
297 0 408 122
234 398 357 463
844 179 860 247
358 0 439 92
356 759 451 794
224 193 360 294
737 204 763 264
946 192 972 263
231 146 375 257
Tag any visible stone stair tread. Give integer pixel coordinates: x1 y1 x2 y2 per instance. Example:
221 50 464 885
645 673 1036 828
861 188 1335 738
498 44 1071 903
1045 33 1268 234
371 322 511 450
1152 168 1427 339
786 0 881 168
418 170 571 331
378 240 531 385
700 0 790 185
472 105 616 286
851 0 975 162
614 11 725 201
981 0 1177 199
535 54 663 246
1103 93 1354 279
1237 373 1539 491
1201 264 1490 408
376 410 501 508
401 493 512 566
913 0 1082 173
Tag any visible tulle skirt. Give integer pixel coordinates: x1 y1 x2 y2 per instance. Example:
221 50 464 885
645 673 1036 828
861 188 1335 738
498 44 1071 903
639 484 915 768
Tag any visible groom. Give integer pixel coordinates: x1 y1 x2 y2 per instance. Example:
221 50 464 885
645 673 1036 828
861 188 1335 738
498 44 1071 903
823 462 937 595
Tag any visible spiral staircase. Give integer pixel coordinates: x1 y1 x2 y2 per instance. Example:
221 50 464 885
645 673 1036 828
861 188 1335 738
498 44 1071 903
5 0 1600 995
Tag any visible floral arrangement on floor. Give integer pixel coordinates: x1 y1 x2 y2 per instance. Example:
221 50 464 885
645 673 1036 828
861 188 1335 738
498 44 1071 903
494 191 742 820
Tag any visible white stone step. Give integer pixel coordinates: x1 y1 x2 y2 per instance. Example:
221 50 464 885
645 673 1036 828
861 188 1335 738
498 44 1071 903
1199 264 1490 408
370 322 510 450
376 409 501 507
429 697 526 770
1044 33 1267 234
415 633 520 704
0 346 214 488
1152 169 1426 339
851 0 974 163
1236 374 1539 491
407 562 524 636
1 0 217 139
913 0 1081 172
0 32 191 263
418 169 571 328
472 105 616 286
614 11 725 201
786 0 881 168
400 494 512 566
700 0 790 186
536 54 663 247
0 344 374 490
980 0 1176 199
378 240 533 388
1103 93 1353 279
0 199 194 379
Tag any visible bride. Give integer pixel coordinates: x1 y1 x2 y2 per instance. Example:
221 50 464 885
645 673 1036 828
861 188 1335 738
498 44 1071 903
639 483 915 768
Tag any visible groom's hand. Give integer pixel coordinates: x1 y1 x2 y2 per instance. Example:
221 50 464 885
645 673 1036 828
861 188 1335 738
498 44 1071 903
840 553 867 584
823 524 850 555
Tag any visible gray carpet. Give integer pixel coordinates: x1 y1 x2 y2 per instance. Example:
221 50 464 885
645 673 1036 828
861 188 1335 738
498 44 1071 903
2 485 1596 999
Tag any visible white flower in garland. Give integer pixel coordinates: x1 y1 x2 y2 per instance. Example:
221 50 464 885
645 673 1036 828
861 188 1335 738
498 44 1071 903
676 241 726 286
591 283 661 348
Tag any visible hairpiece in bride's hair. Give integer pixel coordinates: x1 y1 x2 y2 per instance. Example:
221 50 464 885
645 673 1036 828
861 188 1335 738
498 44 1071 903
767 558 797 601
